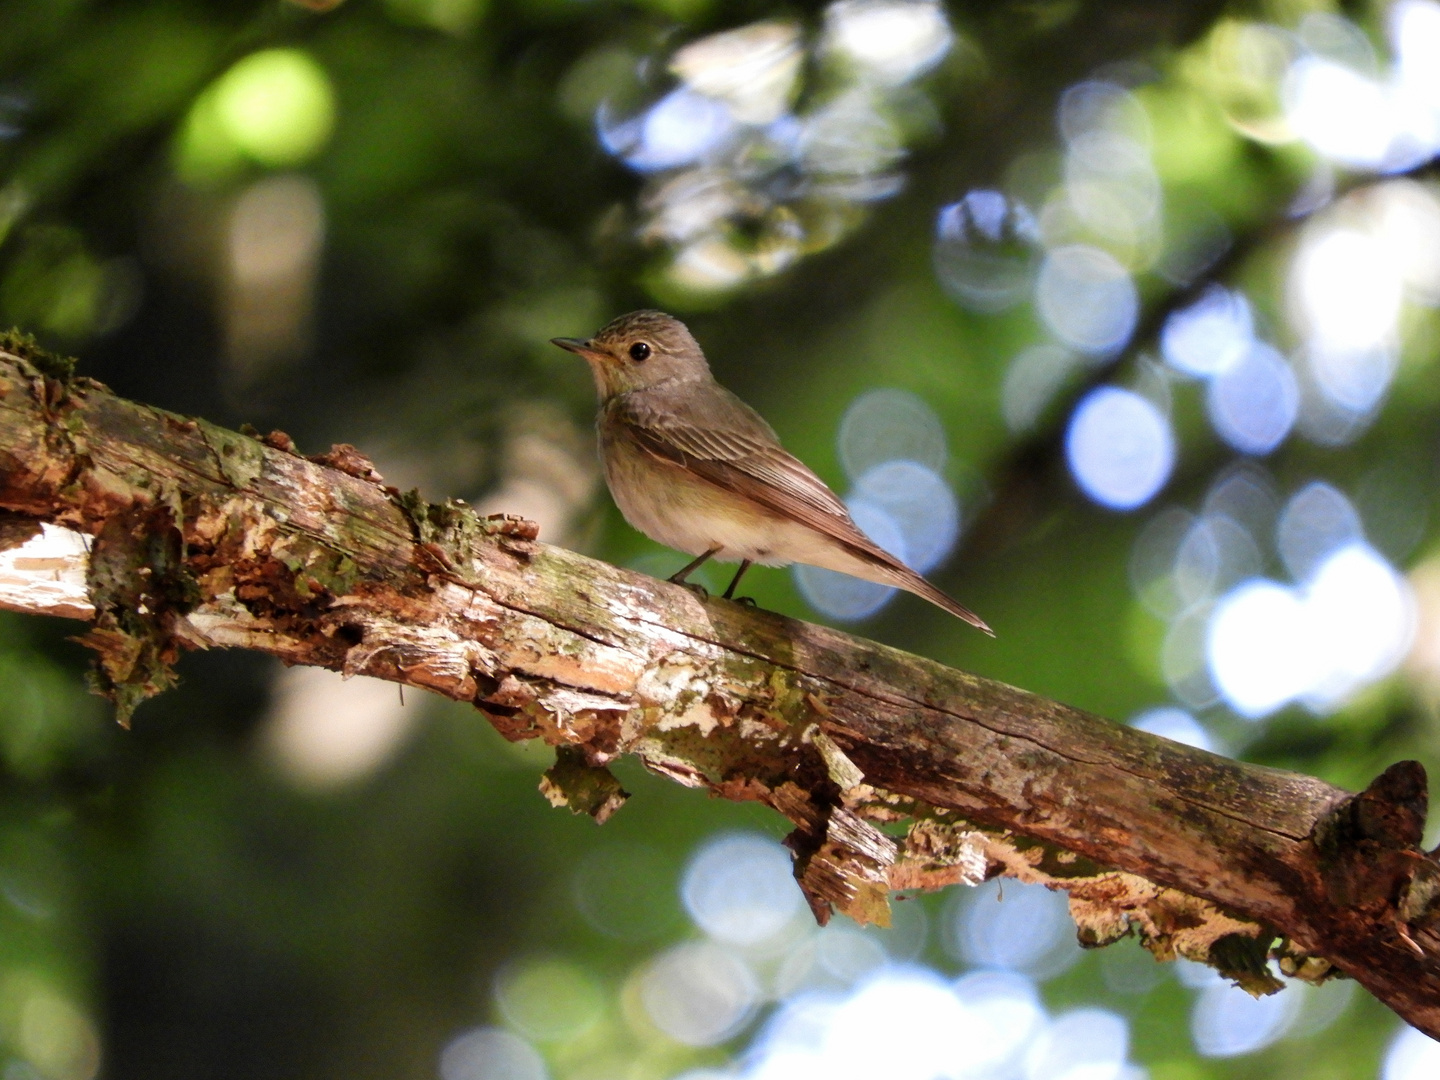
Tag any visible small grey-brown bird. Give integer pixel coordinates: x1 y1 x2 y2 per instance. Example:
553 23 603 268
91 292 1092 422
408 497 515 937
552 310 992 634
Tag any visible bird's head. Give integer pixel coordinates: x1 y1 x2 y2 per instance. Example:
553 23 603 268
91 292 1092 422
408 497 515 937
552 310 710 399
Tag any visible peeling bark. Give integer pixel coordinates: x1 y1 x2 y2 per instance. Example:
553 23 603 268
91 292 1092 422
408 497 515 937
0 349 1437 1033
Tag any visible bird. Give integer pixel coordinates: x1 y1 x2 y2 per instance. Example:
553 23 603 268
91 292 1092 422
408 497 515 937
551 310 992 634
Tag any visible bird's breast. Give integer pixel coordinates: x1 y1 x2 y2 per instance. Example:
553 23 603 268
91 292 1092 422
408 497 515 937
599 429 792 564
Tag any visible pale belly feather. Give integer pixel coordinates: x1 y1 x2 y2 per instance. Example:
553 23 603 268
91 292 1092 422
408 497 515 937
603 437 861 570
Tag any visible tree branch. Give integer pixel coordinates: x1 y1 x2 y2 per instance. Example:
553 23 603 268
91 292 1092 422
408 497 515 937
0 347 1437 1033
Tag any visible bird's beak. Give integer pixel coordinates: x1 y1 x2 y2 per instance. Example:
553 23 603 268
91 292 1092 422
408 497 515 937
551 337 605 362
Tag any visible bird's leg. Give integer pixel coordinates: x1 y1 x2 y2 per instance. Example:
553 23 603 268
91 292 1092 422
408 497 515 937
669 546 720 596
722 560 753 603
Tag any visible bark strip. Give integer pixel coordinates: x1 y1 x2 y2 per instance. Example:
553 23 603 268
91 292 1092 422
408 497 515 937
0 349 1437 1033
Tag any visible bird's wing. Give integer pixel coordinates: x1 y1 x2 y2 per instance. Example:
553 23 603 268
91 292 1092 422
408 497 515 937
612 383 859 535
610 383 994 634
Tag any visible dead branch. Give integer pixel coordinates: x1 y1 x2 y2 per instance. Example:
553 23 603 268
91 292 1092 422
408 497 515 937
0 346 1437 1034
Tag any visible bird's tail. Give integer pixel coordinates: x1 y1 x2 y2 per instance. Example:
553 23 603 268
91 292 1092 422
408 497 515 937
813 532 993 634
848 549 993 635
893 567 994 636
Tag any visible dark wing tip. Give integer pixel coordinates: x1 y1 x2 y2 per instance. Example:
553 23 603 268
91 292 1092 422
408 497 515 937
941 594 995 636
883 559 994 635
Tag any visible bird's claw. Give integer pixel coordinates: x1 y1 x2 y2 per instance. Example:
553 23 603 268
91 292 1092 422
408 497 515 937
672 579 709 599
732 595 757 607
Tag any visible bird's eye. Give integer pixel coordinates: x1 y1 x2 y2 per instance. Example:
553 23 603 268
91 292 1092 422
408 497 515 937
629 341 651 362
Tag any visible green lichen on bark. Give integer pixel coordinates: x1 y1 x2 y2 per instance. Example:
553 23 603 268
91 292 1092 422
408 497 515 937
1274 939 1341 984
197 420 266 490
396 490 540 574
1400 858 1440 929
540 745 630 824
274 535 360 600
763 666 809 721
1209 930 1284 996
0 328 77 382
1010 833 1110 880
77 506 200 727
396 490 486 562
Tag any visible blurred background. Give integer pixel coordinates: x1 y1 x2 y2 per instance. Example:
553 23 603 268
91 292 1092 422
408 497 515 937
2 0 1440 1077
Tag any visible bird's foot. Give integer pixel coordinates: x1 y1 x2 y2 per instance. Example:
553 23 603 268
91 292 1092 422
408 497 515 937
731 595 757 607
671 579 710 599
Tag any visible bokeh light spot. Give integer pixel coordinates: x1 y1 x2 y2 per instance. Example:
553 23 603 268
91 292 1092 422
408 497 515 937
1130 507 1197 617
1064 130 1162 247
794 499 904 621
837 388 947 480
1384 1024 1440 1080
1190 981 1299 1058
640 942 758 1046
1163 601 1222 710
821 0 954 86
1207 540 1414 717
12 985 100 1080
1285 59 1402 171
1129 706 1219 754
1036 245 1139 355
439 1028 547 1080
824 969 980 1080
572 844 680 942
494 957 604 1043
933 190 1041 312
1301 542 1415 709
950 878 1081 979
1395 1 1440 101
953 970 1045 1073
1002 343 1079 434
747 992 842 1075
1174 514 1263 609
213 50 335 167
1173 518 1220 606
261 667 414 790
606 89 737 173
1065 387 1174 510
1099 938 1165 996
1276 481 1362 582
1205 343 1299 455
384 0 486 35
669 21 803 126
809 925 888 988
1207 579 1314 718
1025 1008 1129 1080
1293 228 1402 357
1310 343 1396 415
1203 463 1280 544
852 460 958 572
1059 81 1150 145
0 227 112 342
1161 286 1254 377
1372 178 1440 304
681 832 804 945
1288 978 1358 1040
